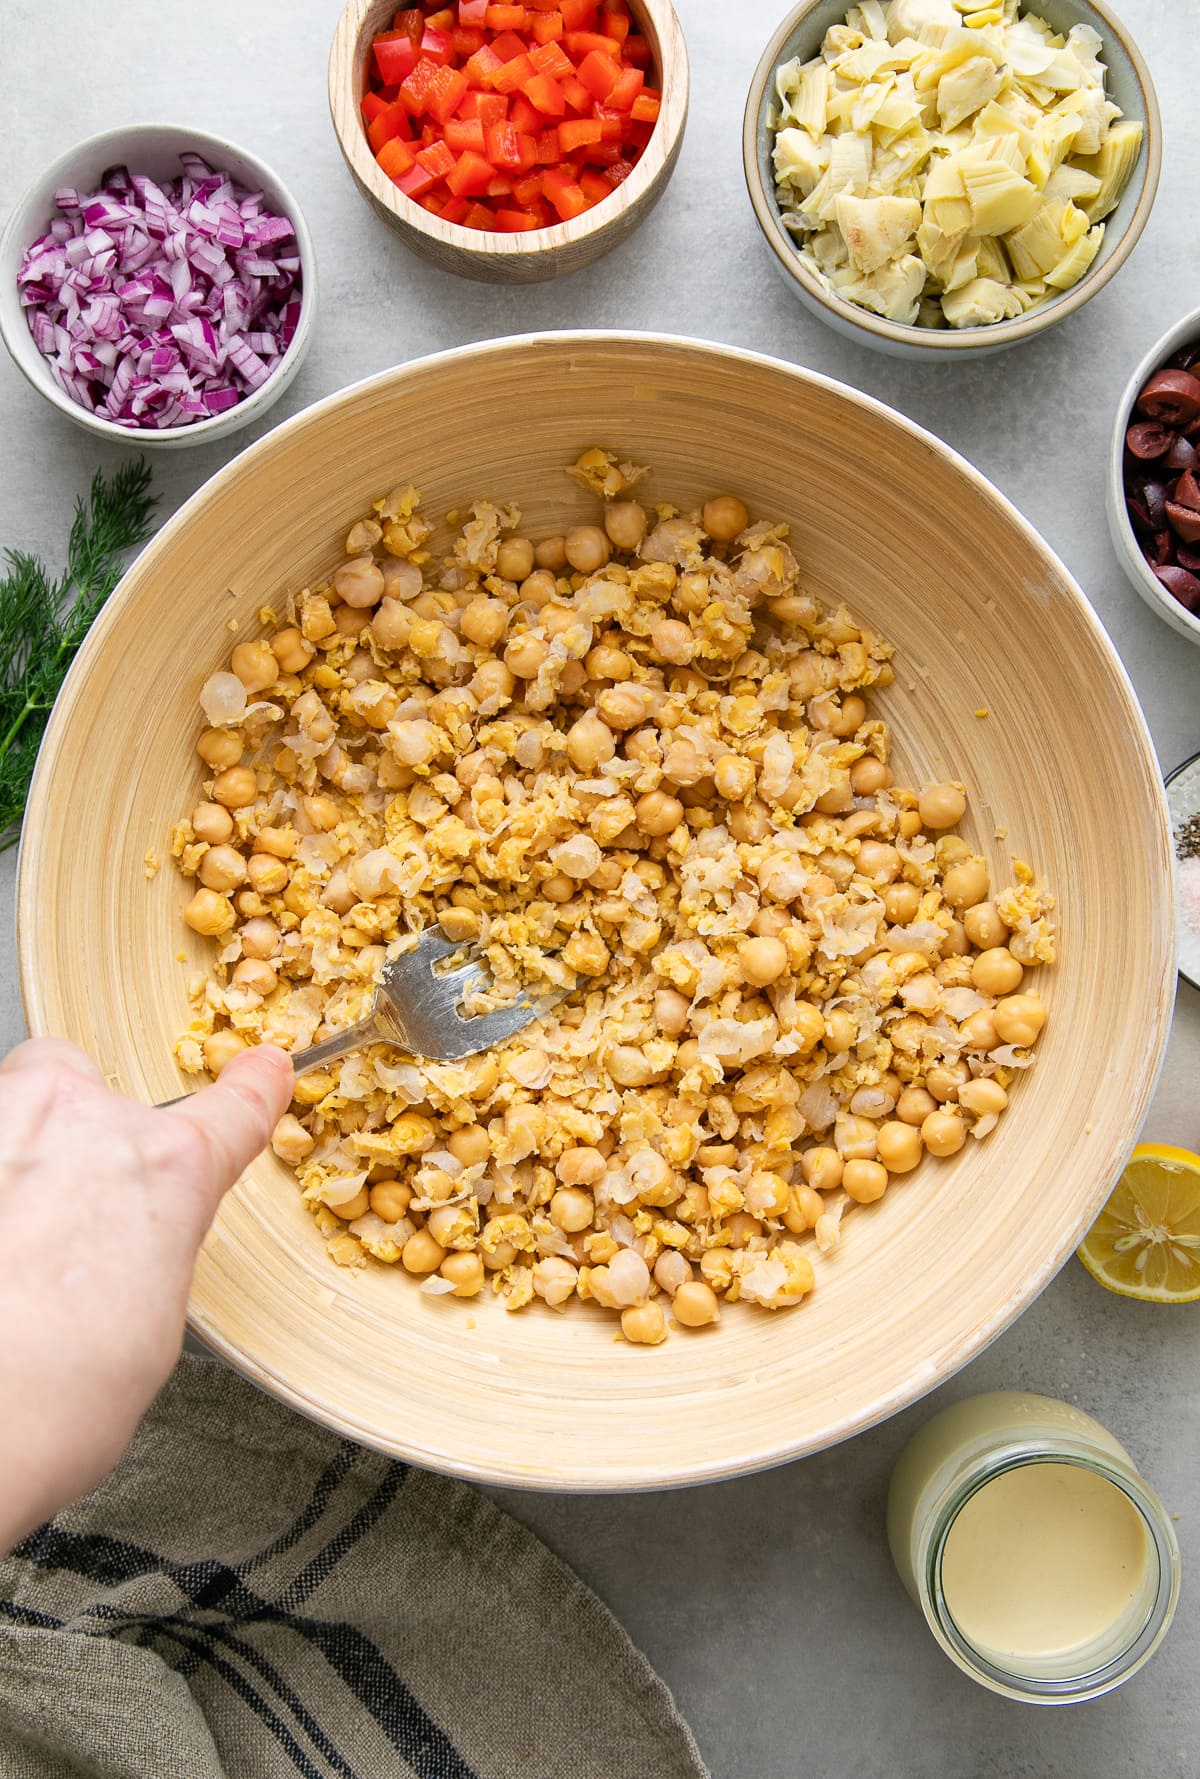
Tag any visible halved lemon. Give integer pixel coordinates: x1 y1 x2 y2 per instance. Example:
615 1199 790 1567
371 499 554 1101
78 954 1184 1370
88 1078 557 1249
1078 1144 1200 1302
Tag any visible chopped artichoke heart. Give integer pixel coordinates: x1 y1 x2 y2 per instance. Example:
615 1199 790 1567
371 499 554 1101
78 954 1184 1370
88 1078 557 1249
841 251 926 323
1042 162 1102 205
913 27 1005 91
1003 198 1069 279
957 154 1041 233
774 127 831 195
1051 86 1109 156
936 55 1005 130
974 233 1011 282
1076 119 1144 221
1045 219 1103 289
776 58 831 137
836 192 923 272
1026 114 1081 185
940 275 1024 325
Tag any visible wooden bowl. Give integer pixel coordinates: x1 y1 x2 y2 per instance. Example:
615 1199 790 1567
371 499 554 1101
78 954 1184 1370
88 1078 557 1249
17 334 1173 1490
328 0 688 283
743 0 1161 359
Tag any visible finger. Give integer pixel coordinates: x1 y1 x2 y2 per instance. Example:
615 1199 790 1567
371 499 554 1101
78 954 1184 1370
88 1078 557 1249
159 1047 294 1218
0 1037 106 1083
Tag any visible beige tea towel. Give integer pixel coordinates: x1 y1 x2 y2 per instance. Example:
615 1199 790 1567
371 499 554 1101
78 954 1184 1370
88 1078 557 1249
0 1354 708 1779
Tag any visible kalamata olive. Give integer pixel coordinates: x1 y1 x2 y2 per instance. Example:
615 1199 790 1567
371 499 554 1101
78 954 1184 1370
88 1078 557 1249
1154 564 1200 610
1144 481 1168 527
1165 435 1198 473
1166 502 1200 544
1126 419 1174 458
1155 529 1174 565
1127 495 1153 534
1179 544 1200 575
1174 470 1200 512
1172 342 1200 371
1136 369 1200 427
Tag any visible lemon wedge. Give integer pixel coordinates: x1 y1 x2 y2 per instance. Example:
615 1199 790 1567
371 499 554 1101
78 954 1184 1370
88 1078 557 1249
1078 1144 1200 1302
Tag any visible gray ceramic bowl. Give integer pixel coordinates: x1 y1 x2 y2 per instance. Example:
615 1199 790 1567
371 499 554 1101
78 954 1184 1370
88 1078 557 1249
1107 304 1200 648
742 0 1161 360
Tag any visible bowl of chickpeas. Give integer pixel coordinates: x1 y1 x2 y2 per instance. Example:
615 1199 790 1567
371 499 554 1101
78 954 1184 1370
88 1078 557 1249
17 332 1172 1489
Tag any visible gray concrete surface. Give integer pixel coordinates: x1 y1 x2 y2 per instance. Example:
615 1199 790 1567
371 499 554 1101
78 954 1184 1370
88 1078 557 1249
3 1 1200 1772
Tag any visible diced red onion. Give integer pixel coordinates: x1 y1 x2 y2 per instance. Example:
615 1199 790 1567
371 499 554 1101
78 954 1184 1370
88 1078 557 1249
17 153 301 430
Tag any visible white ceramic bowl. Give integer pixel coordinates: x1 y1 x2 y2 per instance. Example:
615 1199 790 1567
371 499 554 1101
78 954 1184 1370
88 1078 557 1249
0 123 316 449
1107 304 1200 647
743 0 1161 361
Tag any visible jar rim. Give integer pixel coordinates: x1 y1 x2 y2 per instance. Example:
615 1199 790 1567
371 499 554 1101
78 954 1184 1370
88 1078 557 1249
920 1439 1181 1704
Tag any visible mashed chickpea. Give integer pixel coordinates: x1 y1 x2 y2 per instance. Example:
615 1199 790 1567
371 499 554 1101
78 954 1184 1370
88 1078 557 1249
173 449 1056 1342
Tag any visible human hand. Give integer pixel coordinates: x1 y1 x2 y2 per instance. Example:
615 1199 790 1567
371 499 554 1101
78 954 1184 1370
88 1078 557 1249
0 1038 293 1553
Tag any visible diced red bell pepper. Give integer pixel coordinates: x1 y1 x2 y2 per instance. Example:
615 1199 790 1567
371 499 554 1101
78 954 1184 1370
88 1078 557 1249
396 161 437 199
530 8 564 40
420 26 454 66
462 201 494 229
464 43 505 86
376 136 417 181
580 167 612 203
444 115 487 153
447 148 498 197
594 105 625 141
452 26 487 57
558 117 602 152
485 120 525 168
362 89 390 123
392 7 424 40
486 3 529 25
529 40 574 79
600 6 629 43
559 0 599 26
564 30 619 59
440 195 471 224
426 64 470 124
513 171 544 205
508 93 543 133
486 173 515 197
630 90 660 124
605 155 635 185
581 138 622 164
459 89 509 125
491 51 536 93
416 138 456 179
368 102 412 152
399 56 441 115
426 8 455 28
560 75 592 113
624 33 652 66
625 119 654 148
543 165 589 219
488 29 529 61
374 31 420 84
523 72 566 116
576 48 619 100
494 208 541 231
459 0 489 22
606 65 643 109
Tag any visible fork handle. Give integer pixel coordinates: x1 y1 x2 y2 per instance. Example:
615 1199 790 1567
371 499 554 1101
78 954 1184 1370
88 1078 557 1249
155 1013 386 1108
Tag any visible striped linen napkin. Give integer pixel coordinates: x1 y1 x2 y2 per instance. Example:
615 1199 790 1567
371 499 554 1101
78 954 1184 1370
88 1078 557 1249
0 1354 707 1779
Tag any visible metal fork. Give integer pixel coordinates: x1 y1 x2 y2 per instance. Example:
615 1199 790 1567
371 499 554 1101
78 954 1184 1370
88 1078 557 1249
160 931 561 1104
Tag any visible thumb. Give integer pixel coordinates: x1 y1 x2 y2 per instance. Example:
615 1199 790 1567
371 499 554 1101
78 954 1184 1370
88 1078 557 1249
161 1046 295 1219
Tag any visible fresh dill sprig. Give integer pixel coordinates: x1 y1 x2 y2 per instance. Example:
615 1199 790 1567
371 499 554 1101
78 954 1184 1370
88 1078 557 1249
0 460 157 851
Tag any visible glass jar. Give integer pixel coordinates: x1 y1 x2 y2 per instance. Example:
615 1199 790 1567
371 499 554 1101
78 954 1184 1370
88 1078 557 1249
887 1391 1180 1703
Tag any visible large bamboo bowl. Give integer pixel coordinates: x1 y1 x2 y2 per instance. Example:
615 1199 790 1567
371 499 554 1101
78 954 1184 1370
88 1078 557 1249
17 334 1173 1491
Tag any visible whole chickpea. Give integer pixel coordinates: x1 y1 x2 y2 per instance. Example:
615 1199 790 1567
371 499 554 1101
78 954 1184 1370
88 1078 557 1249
197 844 247 893
334 557 385 609
972 947 1024 996
203 1030 247 1075
534 536 568 573
672 1280 720 1328
926 1060 969 1102
963 901 1010 950
192 801 233 844
441 1253 485 1298
621 1302 668 1345
505 633 550 680
856 840 901 883
271 1113 314 1163
564 525 611 575
635 790 684 837
566 712 616 771
233 958 277 996
248 853 289 897
883 881 922 925
958 1078 1009 1117
211 765 257 809
844 1159 889 1203
802 1147 844 1192
896 1085 937 1126
918 783 967 830
876 1121 923 1174
605 501 647 551
942 859 990 910
271 627 314 674
496 536 536 582
183 888 234 937
240 917 280 960
448 1126 491 1167
230 640 278 694
557 1146 606 1187
993 994 1047 1047
850 756 893 796
197 728 243 770
460 597 509 650
739 935 789 987
702 495 750 542
921 1109 967 1157
960 1010 998 1051
654 989 691 1037
551 1187 594 1234
401 1230 446 1275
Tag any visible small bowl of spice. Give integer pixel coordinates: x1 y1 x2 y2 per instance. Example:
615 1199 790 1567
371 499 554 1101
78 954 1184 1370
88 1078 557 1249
328 0 688 283
742 0 1160 358
0 123 316 447
1108 305 1200 645
1165 753 1200 992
